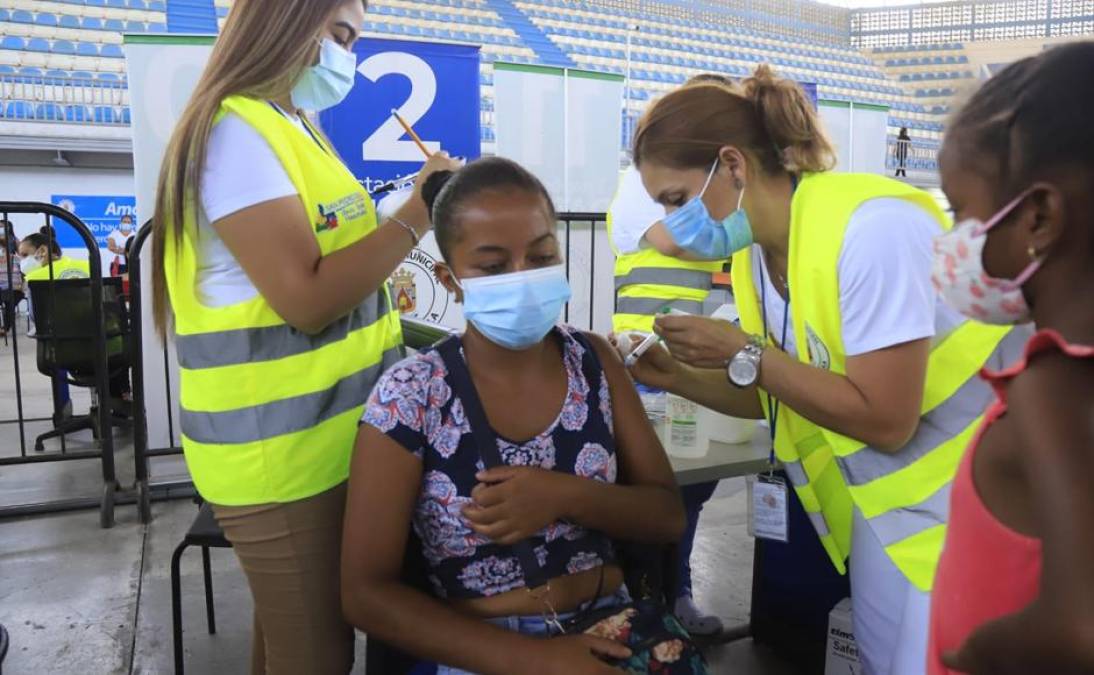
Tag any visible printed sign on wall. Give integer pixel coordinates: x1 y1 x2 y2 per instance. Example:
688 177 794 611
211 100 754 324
321 38 481 330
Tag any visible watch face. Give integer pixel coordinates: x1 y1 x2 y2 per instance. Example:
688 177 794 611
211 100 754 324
729 356 758 386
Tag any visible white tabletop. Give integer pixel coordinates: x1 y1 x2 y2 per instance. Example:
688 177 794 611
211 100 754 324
668 426 773 486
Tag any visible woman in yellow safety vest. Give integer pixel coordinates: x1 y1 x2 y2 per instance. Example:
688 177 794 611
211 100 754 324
625 65 1027 675
151 0 457 672
18 227 91 281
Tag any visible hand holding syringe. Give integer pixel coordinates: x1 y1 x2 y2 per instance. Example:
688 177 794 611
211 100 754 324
622 307 690 368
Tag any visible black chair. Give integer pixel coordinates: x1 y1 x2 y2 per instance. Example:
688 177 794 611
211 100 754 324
27 277 131 451
171 502 232 675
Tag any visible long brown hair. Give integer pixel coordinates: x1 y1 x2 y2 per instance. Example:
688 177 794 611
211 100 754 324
151 0 362 338
633 64 835 177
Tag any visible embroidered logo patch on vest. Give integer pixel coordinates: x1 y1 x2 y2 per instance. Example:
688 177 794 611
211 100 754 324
315 193 369 234
805 323 831 370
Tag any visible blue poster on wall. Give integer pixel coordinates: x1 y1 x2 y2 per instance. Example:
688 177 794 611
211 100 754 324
49 194 136 250
320 38 482 194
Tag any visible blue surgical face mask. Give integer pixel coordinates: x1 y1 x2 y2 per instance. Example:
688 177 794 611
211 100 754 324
291 38 357 112
662 159 752 260
457 265 572 351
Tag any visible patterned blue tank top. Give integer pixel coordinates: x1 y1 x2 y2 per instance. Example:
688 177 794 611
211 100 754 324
361 326 617 599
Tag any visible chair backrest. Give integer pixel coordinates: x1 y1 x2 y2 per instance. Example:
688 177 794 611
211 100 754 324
28 276 128 376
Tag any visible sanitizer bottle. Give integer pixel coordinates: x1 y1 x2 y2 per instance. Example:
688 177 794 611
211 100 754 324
666 393 709 458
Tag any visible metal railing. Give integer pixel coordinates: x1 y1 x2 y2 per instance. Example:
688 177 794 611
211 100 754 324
0 202 122 527
0 74 130 124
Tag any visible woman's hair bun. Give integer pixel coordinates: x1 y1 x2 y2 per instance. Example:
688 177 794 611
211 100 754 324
421 170 455 214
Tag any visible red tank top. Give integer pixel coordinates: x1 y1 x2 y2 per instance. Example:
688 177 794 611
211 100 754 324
928 330 1094 675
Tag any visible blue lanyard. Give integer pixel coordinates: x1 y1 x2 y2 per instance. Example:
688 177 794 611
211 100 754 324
757 173 797 470
758 256 790 469
268 101 330 156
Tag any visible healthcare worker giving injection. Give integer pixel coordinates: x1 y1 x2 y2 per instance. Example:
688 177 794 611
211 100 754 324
625 66 1028 675
151 0 458 672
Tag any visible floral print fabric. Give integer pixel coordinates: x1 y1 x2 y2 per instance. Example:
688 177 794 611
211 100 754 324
362 326 617 599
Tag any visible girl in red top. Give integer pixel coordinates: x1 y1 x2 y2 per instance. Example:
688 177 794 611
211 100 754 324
928 41 1094 674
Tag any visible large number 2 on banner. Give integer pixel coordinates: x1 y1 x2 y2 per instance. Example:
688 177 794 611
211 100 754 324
359 51 442 162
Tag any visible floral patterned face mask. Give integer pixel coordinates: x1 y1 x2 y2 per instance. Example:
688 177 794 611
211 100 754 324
931 189 1041 325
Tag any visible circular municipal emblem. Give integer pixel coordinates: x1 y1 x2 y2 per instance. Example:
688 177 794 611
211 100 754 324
392 247 453 324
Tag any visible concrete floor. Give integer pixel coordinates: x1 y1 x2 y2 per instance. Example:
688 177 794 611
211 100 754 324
0 316 798 675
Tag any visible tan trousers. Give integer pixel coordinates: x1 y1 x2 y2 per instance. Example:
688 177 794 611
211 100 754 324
212 482 354 675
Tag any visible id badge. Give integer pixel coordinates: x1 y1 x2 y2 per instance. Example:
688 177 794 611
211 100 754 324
747 474 789 542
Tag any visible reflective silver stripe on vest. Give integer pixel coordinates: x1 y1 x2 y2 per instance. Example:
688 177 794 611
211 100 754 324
614 267 713 292
180 346 403 445
783 459 809 488
176 294 392 370
836 326 1028 487
615 297 704 316
867 482 951 547
782 460 831 536
807 510 831 537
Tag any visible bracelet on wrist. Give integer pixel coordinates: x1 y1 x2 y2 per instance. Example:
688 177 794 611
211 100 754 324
390 216 420 246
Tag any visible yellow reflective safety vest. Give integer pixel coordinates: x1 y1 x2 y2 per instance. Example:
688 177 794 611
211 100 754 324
165 95 403 506
607 210 724 333
731 172 1027 591
24 256 90 281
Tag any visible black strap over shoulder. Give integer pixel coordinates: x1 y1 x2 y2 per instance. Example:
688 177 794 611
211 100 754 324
433 337 551 590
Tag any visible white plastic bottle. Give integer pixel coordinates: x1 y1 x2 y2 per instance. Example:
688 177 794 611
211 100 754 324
666 393 709 458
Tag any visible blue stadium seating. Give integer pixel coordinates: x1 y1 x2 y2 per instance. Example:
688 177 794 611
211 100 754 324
78 42 101 57
101 44 125 58
26 38 51 53
65 105 91 123
53 41 77 55
1 36 24 51
3 101 35 120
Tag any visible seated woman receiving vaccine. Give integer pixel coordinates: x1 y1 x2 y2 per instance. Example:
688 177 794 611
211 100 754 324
341 158 690 675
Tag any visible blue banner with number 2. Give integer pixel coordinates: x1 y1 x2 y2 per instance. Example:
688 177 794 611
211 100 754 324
320 38 482 195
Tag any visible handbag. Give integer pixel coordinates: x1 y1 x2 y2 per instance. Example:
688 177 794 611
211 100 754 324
435 336 708 674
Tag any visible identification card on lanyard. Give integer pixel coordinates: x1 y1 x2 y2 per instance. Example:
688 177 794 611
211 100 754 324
747 473 789 543
748 256 790 543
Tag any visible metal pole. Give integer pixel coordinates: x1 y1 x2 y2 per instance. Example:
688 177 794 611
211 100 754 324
624 26 633 150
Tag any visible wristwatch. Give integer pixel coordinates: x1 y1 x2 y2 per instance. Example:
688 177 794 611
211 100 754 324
727 334 765 387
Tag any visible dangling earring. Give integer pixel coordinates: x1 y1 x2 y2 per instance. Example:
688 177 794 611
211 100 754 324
733 177 744 190
1027 245 1039 261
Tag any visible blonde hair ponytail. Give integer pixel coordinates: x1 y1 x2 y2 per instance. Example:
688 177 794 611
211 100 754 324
742 65 835 174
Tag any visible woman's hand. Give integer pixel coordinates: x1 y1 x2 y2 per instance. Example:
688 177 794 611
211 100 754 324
653 315 748 370
528 635 630 675
462 467 573 546
412 151 463 200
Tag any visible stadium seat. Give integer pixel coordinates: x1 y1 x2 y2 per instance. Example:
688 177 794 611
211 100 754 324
11 10 34 24
94 106 117 123
26 38 51 53
101 44 124 58
104 19 125 32
37 102 65 122
77 42 100 57
0 36 25 51
82 18 105 30
52 40 77 55
65 104 90 122
3 101 35 120
36 13 60 27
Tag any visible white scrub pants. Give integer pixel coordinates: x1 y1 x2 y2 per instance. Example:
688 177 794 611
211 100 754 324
850 508 931 675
